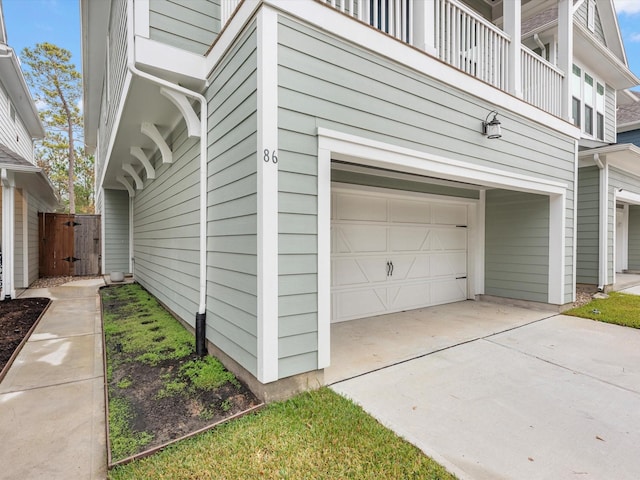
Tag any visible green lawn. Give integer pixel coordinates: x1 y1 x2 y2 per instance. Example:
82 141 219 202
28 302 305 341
564 291 640 329
108 387 457 480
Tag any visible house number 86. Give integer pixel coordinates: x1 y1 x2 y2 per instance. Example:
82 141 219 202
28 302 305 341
263 149 278 164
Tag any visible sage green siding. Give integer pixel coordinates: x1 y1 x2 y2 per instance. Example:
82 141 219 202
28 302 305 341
576 166 599 284
206 23 258 376
332 170 480 199
485 190 549 302
104 188 130 274
277 15 576 339
629 205 640 270
149 0 220 55
133 120 200 325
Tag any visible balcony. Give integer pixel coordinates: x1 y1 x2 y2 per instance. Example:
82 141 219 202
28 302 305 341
221 0 566 118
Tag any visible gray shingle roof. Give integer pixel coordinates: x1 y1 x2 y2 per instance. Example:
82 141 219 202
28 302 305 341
618 103 640 125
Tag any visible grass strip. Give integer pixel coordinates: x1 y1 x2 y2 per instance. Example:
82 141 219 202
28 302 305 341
564 291 640 328
108 387 456 480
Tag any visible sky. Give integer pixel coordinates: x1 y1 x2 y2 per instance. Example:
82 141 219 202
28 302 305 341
1 0 640 85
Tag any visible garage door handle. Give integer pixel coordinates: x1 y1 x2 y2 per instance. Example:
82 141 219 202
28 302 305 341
389 261 394 276
386 261 390 276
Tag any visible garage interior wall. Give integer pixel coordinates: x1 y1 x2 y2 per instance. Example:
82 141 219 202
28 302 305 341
629 205 640 270
485 189 550 303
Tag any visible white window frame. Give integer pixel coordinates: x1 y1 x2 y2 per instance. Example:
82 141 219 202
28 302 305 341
573 62 605 140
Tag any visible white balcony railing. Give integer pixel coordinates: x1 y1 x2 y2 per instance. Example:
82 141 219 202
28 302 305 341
221 0 242 28
220 0 564 117
435 0 510 91
521 46 564 117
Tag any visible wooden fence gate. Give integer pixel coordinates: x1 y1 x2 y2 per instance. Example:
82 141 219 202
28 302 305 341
39 213 101 276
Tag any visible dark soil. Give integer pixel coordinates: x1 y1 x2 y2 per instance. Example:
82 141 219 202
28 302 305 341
110 352 261 451
0 297 51 373
103 285 261 462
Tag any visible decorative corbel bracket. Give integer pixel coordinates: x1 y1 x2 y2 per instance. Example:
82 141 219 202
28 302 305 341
141 122 173 164
130 146 156 180
122 164 144 190
116 175 136 197
160 87 201 139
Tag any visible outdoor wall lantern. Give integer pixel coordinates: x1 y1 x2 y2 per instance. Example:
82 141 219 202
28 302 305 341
482 110 502 139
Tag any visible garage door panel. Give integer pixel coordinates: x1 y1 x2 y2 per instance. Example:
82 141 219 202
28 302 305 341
389 199 431 224
331 188 470 322
334 225 388 253
430 229 468 251
431 253 467 277
333 257 388 286
388 284 431 311
433 203 467 225
335 193 387 222
389 227 430 251
334 288 388 320
431 278 468 304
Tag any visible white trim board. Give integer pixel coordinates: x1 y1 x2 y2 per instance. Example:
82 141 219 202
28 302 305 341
256 6 279 383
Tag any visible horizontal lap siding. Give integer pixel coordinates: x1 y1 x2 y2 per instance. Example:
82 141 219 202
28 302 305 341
576 166 599 284
605 85 616 144
207 24 258 376
104 189 130 274
134 122 200 326
149 0 220 55
485 190 549 302
277 15 576 327
618 130 640 147
27 193 47 285
629 206 640 270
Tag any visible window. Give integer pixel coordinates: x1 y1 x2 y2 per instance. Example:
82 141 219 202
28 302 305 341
572 65 582 128
584 74 594 135
596 83 605 140
587 0 596 32
533 43 551 62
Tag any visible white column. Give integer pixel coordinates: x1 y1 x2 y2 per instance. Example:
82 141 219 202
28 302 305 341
412 0 435 55
548 192 566 304
1 169 16 299
557 0 573 122
317 146 331 369
256 6 279 383
503 0 522 98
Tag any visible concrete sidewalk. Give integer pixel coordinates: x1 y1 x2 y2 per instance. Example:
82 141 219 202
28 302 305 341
0 278 107 479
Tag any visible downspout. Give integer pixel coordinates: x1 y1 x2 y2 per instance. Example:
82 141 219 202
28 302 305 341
126 0 208 355
594 153 607 291
533 34 546 60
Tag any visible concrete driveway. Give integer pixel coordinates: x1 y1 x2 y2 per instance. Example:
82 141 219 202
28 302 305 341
332 314 640 480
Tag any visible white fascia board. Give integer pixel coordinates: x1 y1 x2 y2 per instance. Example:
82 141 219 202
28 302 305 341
618 121 640 133
264 0 579 139
134 0 150 38
616 189 640 205
318 128 568 195
135 36 207 82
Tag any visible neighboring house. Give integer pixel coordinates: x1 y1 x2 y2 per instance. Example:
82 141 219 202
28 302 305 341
0 0 58 299
591 90 640 280
81 0 635 399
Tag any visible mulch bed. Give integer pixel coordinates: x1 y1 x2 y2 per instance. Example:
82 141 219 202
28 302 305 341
0 297 51 375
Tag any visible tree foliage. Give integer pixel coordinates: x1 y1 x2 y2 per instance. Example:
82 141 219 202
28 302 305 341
22 42 93 214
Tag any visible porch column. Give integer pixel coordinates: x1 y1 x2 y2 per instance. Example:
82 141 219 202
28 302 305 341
412 0 435 56
558 0 573 121
503 0 522 98
1 169 16 299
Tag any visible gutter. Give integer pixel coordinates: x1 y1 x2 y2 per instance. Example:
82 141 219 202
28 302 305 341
594 153 607 291
125 0 208 354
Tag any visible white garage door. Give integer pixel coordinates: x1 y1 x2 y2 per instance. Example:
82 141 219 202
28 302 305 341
331 188 468 322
